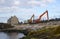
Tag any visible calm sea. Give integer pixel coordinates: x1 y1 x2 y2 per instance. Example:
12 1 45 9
0 32 25 39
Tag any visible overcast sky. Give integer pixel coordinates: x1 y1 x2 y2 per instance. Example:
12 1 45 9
0 0 60 23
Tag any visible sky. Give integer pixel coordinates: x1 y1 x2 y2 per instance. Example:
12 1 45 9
0 0 60 23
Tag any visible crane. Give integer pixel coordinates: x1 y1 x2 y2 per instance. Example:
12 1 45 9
28 14 34 23
33 10 49 23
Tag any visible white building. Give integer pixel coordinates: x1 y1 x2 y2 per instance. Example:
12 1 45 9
7 16 19 25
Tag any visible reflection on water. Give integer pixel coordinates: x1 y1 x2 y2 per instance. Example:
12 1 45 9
0 32 25 39
0 32 9 39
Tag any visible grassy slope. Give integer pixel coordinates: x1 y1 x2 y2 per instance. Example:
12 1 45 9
22 25 60 39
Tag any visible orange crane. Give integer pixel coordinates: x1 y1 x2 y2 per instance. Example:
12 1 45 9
33 10 49 23
28 14 34 23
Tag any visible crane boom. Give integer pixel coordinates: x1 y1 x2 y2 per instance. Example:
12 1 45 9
28 14 34 23
39 10 49 21
33 10 49 23
30 14 34 20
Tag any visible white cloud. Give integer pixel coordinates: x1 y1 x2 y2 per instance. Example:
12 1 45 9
0 0 56 13
0 0 5 4
0 6 36 14
46 0 55 3
0 0 56 7
27 0 56 7
0 7 11 12
13 0 20 6
28 1 40 5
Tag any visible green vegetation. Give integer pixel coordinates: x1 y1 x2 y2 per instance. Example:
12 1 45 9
22 25 60 39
